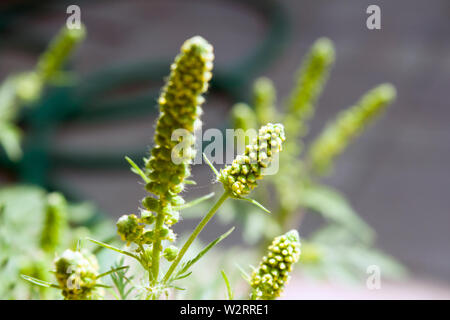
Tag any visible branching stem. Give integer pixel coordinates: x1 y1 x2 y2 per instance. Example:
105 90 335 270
163 191 229 283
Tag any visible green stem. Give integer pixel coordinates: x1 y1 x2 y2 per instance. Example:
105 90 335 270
163 191 229 283
151 205 165 284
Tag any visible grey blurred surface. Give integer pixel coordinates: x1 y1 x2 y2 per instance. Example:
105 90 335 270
1 0 450 285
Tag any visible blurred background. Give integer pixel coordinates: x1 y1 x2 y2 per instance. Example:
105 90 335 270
0 0 449 299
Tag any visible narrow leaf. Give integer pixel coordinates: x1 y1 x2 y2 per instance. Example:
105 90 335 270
221 270 234 300
21 275 59 289
97 266 129 279
173 271 192 281
175 227 235 278
203 153 219 177
125 156 150 183
239 197 271 214
175 192 215 210
235 264 250 282
87 238 140 261
94 284 112 289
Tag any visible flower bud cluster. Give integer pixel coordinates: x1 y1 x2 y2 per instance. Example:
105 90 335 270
116 213 176 246
54 249 99 300
250 230 301 300
219 123 285 198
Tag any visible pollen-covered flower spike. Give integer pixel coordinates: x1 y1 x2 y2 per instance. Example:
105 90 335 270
218 123 285 198
250 230 301 300
145 35 214 204
54 249 100 300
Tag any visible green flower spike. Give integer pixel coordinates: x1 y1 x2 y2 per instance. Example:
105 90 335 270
145 35 213 203
231 102 257 132
117 36 214 285
219 123 285 198
16 25 86 102
54 249 100 300
250 230 301 300
36 24 86 83
308 83 396 174
253 77 277 125
284 38 335 155
40 192 68 253
118 36 213 241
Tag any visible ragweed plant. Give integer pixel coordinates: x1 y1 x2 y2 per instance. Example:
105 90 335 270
24 35 301 300
229 37 405 282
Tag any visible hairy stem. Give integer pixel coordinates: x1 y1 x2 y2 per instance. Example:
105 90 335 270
163 192 229 283
151 204 165 284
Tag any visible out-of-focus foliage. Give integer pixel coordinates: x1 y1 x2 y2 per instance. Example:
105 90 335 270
1 23 405 299
226 37 405 283
0 185 115 299
0 25 85 160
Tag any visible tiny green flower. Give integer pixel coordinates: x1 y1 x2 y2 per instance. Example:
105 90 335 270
219 123 285 198
54 249 99 300
250 230 301 300
163 246 179 262
116 214 143 245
